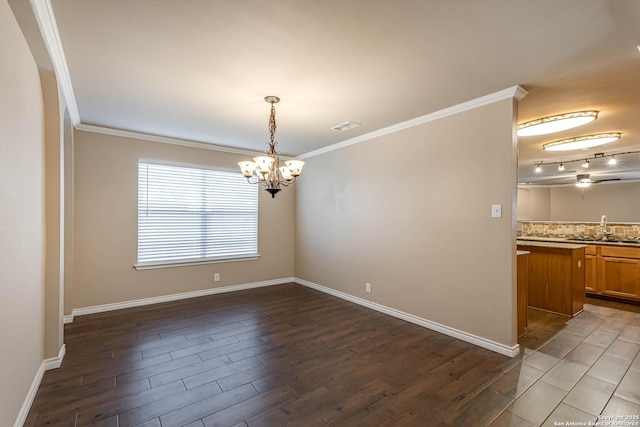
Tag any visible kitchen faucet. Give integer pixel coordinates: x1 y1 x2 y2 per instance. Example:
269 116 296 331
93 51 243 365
600 214 612 240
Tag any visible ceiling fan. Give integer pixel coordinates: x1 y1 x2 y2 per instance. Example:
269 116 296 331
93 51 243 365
576 173 621 187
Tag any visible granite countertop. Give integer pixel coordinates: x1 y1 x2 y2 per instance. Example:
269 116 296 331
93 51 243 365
518 236 640 247
516 240 588 250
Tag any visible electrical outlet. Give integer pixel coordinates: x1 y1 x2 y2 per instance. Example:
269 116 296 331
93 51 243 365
214 273 220 282
365 282 371 293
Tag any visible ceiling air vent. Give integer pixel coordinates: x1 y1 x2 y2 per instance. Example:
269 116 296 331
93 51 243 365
331 121 361 132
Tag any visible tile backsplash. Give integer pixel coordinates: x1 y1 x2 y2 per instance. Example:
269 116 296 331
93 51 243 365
518 221 640 241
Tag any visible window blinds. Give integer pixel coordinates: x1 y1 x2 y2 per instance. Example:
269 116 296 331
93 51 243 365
137 162 258 265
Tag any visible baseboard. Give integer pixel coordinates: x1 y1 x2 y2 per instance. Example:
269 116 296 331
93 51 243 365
294 278 520 358
64 278 294 323
44 344 66 370
14 344 66 427
13 363 44 427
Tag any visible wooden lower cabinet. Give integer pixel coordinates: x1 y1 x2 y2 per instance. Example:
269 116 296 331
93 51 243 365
517 245 585 317
598 247 640 299
585 254 597 293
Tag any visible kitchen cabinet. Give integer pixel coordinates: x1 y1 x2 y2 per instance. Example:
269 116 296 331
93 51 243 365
516 242 585 317
597 246 640 300
519 237 640 303
585 245 597 293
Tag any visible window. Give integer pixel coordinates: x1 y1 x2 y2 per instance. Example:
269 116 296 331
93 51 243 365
136 161 258 268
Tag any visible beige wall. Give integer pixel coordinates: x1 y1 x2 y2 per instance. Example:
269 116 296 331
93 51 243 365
295 97 519 348
550 182 640 222
63 111 74 316
517 187 550 221
71 130 294 311
518 182 640 222
43 72 65 359
0 1 46 424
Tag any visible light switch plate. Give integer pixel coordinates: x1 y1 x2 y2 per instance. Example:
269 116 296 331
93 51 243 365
491 204 502 218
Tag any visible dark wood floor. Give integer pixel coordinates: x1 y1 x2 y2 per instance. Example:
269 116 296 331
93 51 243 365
26 283 527 427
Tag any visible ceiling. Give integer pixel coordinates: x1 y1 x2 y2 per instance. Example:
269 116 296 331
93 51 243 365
49 0 640 185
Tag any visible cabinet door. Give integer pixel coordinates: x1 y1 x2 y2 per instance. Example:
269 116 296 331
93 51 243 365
526 249 550 311
585 254 597 293
599 256 640 299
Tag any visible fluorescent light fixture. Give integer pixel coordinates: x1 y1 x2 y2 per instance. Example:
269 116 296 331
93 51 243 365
517 111 598 137
542 133 621 151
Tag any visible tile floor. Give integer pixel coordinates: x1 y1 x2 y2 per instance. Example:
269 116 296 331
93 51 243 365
460 302 640 426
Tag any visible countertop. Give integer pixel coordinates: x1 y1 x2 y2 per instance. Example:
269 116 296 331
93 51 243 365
517 239 588 250
518 236 640 247
517 250 530 256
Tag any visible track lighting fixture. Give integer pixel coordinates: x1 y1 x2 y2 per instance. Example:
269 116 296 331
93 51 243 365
530 149 639 175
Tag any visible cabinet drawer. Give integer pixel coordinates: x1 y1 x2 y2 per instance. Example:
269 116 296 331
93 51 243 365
600 246 640 259
585 245 597 255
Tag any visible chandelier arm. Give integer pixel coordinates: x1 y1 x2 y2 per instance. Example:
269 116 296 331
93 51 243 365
278 178 296 187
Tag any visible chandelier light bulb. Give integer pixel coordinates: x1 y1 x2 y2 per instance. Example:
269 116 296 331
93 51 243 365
608 156 617 165
581 160 590 168
558 163 565 171
534 164 542 173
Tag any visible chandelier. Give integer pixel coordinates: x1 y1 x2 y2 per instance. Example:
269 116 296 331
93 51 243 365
238 96 305 198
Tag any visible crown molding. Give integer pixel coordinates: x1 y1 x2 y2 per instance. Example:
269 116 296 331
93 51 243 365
299 85 528 160
30 0 80 126
76 124 264 156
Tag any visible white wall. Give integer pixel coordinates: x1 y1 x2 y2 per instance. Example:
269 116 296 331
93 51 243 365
0 1 46 424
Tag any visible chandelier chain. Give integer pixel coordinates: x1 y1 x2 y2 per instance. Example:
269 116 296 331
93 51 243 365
268 102 277 153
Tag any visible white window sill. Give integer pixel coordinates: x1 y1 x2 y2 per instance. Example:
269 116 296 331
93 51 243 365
134 254 260 270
